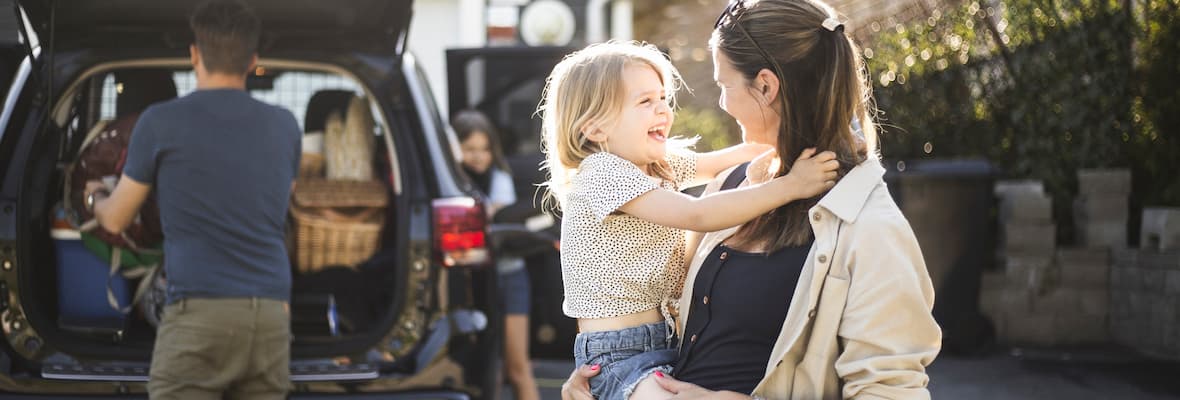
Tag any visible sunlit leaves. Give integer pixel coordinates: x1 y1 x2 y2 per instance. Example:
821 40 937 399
863 0 1180 210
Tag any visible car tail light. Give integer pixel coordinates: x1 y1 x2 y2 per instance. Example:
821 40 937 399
432 197 490 268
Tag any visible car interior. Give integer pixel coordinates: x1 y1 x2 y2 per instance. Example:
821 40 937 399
27 62 405 356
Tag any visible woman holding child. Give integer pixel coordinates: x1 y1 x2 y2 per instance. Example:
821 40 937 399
559 0 942 398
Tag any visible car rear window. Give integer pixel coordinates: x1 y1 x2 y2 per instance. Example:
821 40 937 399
97 70 373 133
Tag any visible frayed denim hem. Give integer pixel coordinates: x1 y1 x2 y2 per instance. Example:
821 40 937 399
621 364 675 400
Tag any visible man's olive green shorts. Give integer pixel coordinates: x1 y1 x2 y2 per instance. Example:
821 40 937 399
148 297 290 400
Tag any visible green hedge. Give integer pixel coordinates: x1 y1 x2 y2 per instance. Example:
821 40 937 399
1134 0 1180 208
671 106 739 152
863 0 1180 242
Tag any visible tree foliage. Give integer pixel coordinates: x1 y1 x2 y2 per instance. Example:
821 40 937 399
862 0 1180 240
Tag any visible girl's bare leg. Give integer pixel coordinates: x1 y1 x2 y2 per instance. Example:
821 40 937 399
628 373 675 400
504 314 540 400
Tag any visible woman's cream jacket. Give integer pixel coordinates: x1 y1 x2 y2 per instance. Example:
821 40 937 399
679 158 942 399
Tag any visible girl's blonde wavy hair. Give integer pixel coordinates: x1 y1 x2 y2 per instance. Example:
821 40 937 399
538 40 688 211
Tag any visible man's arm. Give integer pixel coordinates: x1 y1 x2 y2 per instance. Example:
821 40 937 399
87 174 152 234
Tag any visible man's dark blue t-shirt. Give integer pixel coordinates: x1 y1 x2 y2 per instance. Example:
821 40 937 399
123 88 301 304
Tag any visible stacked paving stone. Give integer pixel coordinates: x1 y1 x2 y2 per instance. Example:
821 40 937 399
1017 169 1133 346
982 171 1178 354
1045 247 1111 344
981 180 1059 345
1140 208 1180 252
982 179 1115 346
1074 169 1131 249
1109 207 1180 359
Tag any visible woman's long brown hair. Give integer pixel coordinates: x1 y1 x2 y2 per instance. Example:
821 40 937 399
712 0 877 250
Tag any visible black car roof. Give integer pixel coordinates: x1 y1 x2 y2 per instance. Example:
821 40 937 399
17 0 413 55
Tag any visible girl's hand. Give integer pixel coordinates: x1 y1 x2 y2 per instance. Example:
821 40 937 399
561 364 600 400
653 372 752 400
782 148 839 199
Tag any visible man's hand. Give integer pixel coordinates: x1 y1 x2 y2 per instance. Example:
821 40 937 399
84 180 112 206
654 373 751 400
85 174 151 234
561 364 600 400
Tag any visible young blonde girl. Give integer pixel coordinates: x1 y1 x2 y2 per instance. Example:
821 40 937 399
539 40 838 400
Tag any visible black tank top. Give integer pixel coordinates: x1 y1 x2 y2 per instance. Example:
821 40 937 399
672 241 810 393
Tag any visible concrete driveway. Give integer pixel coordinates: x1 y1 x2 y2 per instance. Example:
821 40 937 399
507 348 1180 399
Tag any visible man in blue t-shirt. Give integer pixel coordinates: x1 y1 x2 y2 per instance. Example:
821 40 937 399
84 1 300 398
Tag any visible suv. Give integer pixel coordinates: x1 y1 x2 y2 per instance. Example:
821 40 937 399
0 1 502 398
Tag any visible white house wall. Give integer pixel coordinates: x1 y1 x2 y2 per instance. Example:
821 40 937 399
409 0 486 117
409 0 632 117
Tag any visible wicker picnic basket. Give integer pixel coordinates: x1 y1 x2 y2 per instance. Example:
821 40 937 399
289 179 388 273
300 132 326 179
299 152 325 179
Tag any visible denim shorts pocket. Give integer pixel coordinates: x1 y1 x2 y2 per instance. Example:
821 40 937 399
580 351 615 397
587 369 613 399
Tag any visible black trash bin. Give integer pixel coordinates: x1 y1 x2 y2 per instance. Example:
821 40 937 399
884 158 997 355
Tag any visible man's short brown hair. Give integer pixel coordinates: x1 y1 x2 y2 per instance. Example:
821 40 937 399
190 0 260 75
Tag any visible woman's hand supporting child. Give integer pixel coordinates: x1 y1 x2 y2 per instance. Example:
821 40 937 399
617 148 838 232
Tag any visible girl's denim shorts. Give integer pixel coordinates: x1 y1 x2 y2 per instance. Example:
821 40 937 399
573 322 676 400
497 267 530 315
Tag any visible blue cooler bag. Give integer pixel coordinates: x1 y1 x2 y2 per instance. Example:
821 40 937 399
52 229 130 334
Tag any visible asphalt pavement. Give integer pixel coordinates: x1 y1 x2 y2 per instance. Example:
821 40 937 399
504 347 1180 400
